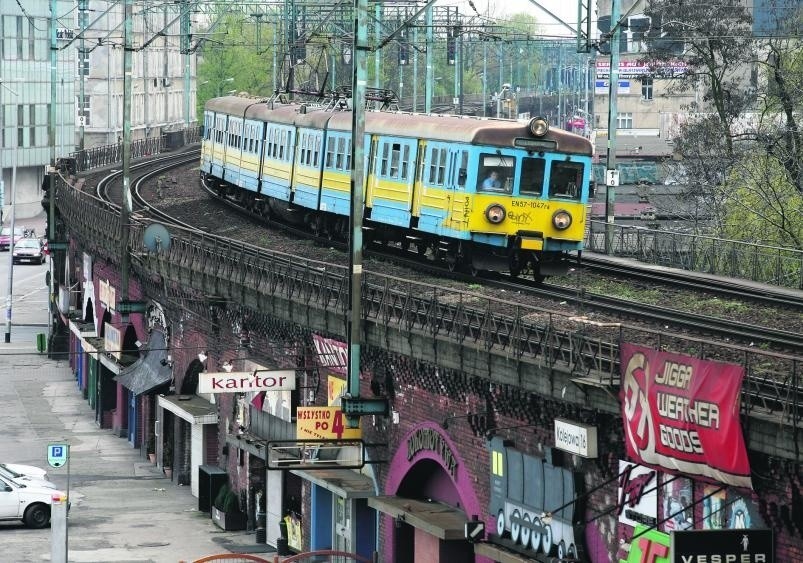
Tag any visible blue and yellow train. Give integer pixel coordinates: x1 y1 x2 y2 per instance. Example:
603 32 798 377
200 95 594 279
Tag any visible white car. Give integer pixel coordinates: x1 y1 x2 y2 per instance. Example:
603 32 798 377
0 476 66 528
0 464 56 489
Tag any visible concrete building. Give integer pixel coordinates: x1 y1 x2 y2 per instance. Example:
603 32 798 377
0 0 197 220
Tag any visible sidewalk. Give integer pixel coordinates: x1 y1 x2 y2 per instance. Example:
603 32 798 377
0 270 272 562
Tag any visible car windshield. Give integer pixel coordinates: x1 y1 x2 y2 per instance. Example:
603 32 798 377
0 464 23 478
16 239 39 249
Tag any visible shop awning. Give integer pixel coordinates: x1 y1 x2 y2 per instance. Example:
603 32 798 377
291 468 375 499
367 496 468 540
158 394 217 424
114 331 172 395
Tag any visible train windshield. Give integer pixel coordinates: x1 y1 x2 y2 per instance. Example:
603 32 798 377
548 161 584 200
520 157 546 196
478 154 513 194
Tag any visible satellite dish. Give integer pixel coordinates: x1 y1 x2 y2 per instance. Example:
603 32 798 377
143 223 171 252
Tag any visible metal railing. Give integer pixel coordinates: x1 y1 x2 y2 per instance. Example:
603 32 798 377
53 176 802 428
68 126 201 172
586 220 803 289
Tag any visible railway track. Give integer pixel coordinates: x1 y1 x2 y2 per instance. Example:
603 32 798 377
580 254 803 312
95 156 803 355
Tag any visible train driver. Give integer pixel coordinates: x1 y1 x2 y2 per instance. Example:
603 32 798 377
481 170 503 191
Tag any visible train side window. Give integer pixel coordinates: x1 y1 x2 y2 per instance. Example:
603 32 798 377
457 150 468 188
549 160 583 199
520 157 545 196
345 137 352 169
380 143 390 176
401 145 410 179
390 143 401 178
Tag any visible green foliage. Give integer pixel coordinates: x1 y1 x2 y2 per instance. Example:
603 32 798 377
213 482 241 514
722 154 803 248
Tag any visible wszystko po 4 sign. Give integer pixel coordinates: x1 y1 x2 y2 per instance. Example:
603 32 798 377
47 443 69 468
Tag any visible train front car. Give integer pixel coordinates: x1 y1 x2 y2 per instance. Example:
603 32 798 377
470 116 593 280
368 113 593 281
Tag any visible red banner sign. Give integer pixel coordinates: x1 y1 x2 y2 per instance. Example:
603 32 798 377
620 343 752 489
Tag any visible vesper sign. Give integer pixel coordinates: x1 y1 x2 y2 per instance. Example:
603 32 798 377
198 370 296 394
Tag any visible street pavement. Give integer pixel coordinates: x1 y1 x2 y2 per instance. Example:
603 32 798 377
0 213 273 562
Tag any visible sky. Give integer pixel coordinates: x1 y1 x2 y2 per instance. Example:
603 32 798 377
452 0 594 38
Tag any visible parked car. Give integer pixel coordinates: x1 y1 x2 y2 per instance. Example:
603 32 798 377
12 238 46 264
0 464 55 489
0 476 66 528
0 227 24 251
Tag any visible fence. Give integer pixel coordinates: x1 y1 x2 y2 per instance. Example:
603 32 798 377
585 220 803 289
69 125 201 172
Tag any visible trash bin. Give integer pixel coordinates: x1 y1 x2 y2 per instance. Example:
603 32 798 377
36 333 47 353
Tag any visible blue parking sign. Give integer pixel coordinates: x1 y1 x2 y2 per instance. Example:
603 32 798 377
47 443 69 468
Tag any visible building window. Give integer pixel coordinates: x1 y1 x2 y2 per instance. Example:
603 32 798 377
641 77 653 100
616 112 633 129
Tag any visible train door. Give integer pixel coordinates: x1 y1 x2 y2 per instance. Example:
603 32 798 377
365 135 380 208
446 148 470 232
410 140 427 227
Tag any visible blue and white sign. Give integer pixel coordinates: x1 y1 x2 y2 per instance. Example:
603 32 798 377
595 79 631 94
47 443 69 468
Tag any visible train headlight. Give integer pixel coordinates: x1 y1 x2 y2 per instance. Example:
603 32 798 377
552 209 572 230
485 203 506 224
529 117 549 137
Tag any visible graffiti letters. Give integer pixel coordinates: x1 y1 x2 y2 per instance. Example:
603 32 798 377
618 464 657 516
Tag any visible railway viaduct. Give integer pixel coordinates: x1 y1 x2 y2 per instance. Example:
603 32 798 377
49 168 802 563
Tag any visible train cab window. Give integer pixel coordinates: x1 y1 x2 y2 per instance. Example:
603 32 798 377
478 153 513 194
520 157 546 196
549 160 583 199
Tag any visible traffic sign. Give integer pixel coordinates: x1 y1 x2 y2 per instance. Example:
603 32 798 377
47 443 69 468
606 169 620 187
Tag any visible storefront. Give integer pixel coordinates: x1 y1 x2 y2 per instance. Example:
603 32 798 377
156 394 217 496
114 330 173 447
368 423 482 563
292 467 377 559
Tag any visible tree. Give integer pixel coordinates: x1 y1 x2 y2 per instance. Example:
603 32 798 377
643 1 803 248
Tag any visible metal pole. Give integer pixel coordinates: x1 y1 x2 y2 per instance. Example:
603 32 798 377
347 0 369 427
120 0 133 316
181 0 191 128
374 3 381 90
425 7 433 113
78 0 87 152
482 42 487 117
605 0 621 254
412 26 418 112
4 138 16 344
48 0 57 343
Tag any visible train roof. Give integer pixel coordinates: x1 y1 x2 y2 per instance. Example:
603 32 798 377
204 96 593 154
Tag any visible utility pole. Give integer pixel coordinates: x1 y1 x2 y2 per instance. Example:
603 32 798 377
120 0 133 318
48 0 58 346
604 0 621 254
78 0 87 152
181 0 192 129
425 7 433 113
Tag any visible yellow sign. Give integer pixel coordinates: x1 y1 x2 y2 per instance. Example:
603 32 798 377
296 406 361 440
327 376 347 406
